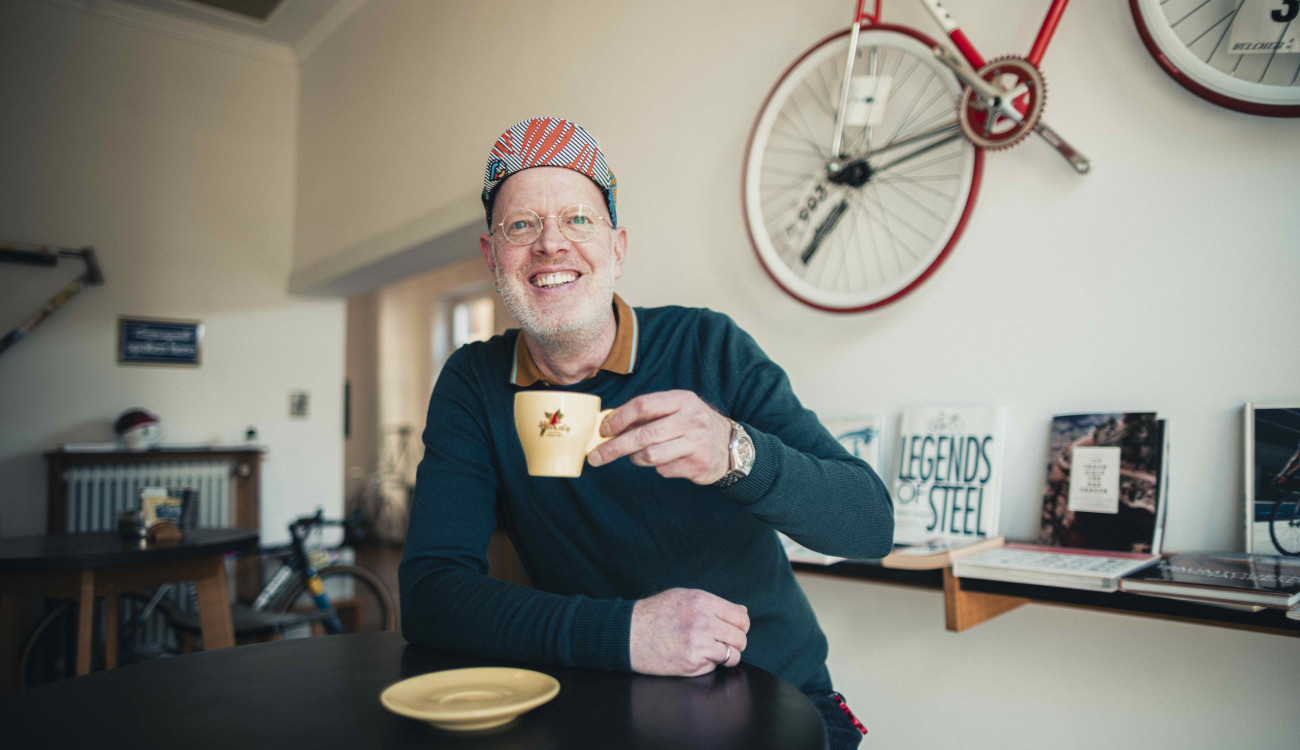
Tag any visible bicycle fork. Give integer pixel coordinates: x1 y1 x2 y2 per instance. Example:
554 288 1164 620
301 565 346 635
253 556 345 634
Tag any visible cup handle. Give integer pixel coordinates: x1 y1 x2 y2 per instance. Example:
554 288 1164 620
588 409 615 454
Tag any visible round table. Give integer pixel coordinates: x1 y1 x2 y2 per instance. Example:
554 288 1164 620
0 631 828 749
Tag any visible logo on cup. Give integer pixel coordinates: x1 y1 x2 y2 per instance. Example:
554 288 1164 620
539 410 573 438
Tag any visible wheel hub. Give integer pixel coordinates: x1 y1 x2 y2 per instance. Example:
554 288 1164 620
828 158 873 188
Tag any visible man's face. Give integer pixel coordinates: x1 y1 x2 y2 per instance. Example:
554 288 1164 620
480 167 627 339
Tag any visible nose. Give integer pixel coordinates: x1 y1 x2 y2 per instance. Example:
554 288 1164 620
533 215 569 255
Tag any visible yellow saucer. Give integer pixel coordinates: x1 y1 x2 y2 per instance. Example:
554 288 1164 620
380 667 561 732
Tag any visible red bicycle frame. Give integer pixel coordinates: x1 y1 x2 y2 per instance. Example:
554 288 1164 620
833 0 1088 172
851 0 1071 68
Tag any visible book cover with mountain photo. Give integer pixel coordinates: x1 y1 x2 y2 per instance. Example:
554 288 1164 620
1038 412 1168 554
891 406 1006 545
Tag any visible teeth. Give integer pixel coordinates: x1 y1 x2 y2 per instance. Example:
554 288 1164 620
532 272 578 288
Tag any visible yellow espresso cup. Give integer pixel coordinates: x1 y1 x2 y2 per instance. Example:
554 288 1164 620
514 392 614 477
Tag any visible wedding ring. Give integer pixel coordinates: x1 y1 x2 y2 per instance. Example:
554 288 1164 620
721 644 732 665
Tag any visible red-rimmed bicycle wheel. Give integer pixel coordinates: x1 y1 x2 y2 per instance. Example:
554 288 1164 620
1131 0 1300 117
742 25 983 313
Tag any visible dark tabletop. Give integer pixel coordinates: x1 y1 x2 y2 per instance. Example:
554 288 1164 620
0 631 827 750
0 528 259 572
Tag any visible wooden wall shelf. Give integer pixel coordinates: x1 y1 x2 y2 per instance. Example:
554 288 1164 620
946 573 1300 637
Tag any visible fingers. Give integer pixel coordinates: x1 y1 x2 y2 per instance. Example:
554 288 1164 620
629 588 751 677
717 637 742 669
715 600 750 634
587 391 731 484
598 391 687 438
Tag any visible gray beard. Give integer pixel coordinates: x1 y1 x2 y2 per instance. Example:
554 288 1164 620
494 246 617 351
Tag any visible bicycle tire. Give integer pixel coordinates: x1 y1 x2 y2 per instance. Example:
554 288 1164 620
18 601 78 690
1269 496 1300 555
1131 0 1300 117
17 592 175 690
742 24 982 313
273 564 396 635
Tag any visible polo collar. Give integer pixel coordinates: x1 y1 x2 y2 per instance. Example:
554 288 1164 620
510 294 639 387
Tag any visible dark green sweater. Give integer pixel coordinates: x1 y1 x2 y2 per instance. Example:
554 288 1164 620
399 304 894 692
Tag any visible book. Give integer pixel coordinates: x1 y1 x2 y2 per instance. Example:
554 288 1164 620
1038 412 1168 555
891 406 1006 545
1243 403 1300 556
1119 552 1300 609
780 416 881 566
952 543 1160 593
880 535 1005 570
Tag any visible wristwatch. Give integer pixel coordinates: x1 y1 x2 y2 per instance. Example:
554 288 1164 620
713 419 755 488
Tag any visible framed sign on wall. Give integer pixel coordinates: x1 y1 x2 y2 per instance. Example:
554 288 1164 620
118 316 203 366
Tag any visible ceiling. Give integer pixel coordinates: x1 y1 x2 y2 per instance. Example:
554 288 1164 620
70 0 366 61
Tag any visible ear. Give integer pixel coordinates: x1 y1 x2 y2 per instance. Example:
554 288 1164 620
479 233 498 274
610 226 627 280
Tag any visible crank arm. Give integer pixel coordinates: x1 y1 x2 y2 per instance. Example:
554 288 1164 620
1033 121 1091 174
933 45 1003 105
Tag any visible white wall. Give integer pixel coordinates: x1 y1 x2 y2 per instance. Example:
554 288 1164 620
298 1 1300 747
0 0 345 543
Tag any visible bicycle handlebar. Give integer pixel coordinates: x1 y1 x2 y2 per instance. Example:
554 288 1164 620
289 507 367 545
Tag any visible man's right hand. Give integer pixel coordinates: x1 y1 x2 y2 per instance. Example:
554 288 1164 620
629 588 749 677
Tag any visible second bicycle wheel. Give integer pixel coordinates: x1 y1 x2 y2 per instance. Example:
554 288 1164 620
1131 0 1300 116
18 592 177 690
1270 496 1300 556
743 25 982 312
275 565 396 636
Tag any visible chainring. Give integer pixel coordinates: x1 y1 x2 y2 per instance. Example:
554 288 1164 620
958 55 1046 150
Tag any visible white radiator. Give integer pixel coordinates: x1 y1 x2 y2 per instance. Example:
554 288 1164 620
62 461 234 532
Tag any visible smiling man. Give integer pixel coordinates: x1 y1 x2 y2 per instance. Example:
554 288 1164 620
399 117 894 750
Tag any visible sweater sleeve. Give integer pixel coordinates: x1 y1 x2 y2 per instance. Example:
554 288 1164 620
398 346 635 670
703 312 895 559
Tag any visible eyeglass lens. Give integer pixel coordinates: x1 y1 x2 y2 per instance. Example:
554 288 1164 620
501 205 602 245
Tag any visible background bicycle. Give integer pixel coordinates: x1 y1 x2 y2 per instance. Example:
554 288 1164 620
351 425 415 546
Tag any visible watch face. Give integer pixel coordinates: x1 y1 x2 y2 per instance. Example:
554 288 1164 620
732 425 755 473
737 435 755 468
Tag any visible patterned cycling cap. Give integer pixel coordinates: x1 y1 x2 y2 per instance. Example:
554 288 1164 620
482 116 617 228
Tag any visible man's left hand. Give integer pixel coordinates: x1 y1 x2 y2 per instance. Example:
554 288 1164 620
587 390 731 485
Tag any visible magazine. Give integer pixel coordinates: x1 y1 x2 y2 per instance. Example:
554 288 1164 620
952 543 1159 593
891 406 1005 545
880 535 1005 570
1119 552 1300 609
1038 412 1168 554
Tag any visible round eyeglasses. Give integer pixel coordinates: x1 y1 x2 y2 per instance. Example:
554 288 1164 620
493 204 612 245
